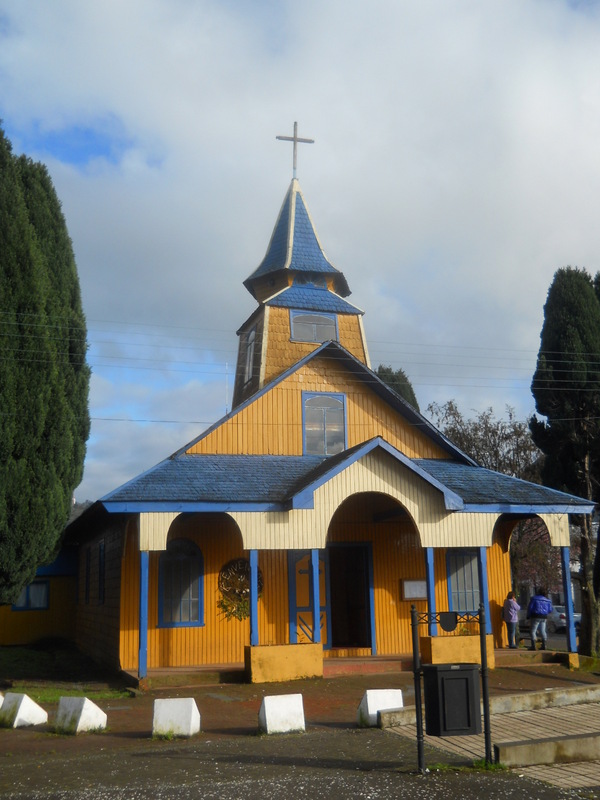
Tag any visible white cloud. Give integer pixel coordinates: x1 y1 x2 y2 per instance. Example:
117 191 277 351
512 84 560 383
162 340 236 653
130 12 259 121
2 0 600 498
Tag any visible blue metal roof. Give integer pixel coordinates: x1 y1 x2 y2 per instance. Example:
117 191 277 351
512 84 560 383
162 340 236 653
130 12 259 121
415 459 594 513
100 438 593 516
101 454 328 509
244 179 350 297
266 283 363 315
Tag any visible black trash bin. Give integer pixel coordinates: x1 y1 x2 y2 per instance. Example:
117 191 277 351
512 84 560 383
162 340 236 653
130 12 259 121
422 663 481 737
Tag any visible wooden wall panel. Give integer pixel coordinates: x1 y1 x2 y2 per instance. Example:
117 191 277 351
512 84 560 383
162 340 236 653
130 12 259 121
189 356 447 459
75 519 125 671
0 577 77 646
120 514 291 671
327 495 427 656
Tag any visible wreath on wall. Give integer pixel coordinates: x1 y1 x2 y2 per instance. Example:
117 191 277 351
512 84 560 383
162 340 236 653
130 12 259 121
217 558 264 621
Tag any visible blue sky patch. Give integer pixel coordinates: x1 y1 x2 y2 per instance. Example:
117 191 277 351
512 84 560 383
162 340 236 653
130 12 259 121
8 116 135 167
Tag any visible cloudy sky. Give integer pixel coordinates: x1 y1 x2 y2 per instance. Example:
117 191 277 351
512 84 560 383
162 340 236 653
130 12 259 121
2 0 600 501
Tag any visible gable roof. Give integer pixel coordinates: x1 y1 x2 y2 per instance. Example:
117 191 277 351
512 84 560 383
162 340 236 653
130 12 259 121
100 437 594 516
182 339 475 463
243 179 350 300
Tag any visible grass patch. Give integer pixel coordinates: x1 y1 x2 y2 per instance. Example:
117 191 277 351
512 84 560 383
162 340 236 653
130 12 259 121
0 640 130 702
428 759 507 773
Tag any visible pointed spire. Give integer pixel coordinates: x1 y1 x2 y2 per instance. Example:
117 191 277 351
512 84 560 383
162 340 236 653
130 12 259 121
244 179 350 302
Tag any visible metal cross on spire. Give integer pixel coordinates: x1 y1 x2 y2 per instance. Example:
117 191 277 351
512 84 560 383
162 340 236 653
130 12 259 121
276 121 314 179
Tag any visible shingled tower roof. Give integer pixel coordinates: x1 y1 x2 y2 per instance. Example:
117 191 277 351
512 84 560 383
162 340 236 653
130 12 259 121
243 178 351 303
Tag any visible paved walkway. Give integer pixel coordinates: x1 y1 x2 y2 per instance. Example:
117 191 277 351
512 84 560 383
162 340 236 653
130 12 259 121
389 701 600 792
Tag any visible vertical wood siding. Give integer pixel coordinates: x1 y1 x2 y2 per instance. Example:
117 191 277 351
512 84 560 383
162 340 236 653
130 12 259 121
75 519 125 671
0 577 77 645
327 495 427 656
119 513 290 671
188 357 447 459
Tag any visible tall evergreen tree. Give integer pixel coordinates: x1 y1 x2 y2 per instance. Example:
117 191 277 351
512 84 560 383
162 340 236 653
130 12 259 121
530 266 600 655
0 127 90 604
376 364 419 410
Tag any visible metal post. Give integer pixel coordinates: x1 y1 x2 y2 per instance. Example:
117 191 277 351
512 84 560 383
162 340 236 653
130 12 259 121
411 604 425 774
479 603 493 764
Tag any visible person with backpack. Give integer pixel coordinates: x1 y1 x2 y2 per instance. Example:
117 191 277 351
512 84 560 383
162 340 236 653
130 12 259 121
527 588 554 650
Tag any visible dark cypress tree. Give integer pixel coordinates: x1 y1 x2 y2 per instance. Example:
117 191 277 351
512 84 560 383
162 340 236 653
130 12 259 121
0 127 90 604
376 364 419 410
530 266 600 655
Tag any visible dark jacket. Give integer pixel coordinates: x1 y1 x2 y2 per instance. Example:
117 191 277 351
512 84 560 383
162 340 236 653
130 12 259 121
527 595 553 618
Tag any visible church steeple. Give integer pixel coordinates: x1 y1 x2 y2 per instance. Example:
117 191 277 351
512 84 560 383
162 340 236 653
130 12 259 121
232 134 369 409
243 178 350 303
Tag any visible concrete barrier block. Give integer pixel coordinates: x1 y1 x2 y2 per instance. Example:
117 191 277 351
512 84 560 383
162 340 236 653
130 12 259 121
152 698 200 738
0 693 48 728
258 693 305 734
357 689 404 727
55 697 107 735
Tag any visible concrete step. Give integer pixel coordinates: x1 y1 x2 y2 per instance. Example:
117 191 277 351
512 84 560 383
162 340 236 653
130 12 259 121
495 732 600 767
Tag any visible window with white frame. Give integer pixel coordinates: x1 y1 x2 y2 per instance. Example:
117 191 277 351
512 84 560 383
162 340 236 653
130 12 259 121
291 312 337 343
447 550 480 613
159 539 204 627
304 393 345 455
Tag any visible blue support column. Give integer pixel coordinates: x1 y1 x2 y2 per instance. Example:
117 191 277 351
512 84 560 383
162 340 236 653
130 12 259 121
561 546 577 653
138 551 149 679
425 548 437 636
478 547 492 635
249 549 259 647
310 549 321 644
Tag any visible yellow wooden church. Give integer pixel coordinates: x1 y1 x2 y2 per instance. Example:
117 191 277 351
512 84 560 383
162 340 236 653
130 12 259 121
59 143 592 682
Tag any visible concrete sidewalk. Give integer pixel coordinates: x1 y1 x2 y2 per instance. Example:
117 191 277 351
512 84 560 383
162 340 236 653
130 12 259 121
387 693 600 792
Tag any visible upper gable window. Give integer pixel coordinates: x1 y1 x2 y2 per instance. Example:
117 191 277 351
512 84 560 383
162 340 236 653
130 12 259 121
303 393 346 455
291 311 337 343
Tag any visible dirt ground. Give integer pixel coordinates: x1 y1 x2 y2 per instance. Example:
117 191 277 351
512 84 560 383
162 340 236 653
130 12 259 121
2 663 600 799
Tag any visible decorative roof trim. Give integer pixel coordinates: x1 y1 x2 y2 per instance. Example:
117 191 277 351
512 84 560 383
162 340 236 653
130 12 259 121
289 437 465 511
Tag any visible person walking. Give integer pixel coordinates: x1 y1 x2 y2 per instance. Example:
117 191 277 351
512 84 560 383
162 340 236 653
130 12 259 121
503 591 520 649
527 588 553 650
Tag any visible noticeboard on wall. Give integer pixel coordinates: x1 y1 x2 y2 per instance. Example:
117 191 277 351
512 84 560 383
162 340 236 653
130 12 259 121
401 580 427 601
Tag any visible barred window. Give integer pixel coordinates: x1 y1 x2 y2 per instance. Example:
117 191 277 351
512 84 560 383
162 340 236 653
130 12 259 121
159 539 204 627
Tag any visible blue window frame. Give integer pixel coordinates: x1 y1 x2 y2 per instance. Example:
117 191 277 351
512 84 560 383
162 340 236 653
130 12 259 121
303 392 346 455
158 539 204 627
13 581 49 611
290 311 337 343
447 550 480 613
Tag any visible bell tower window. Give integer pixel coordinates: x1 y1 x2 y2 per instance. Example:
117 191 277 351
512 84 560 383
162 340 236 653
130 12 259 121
291 311 337 343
